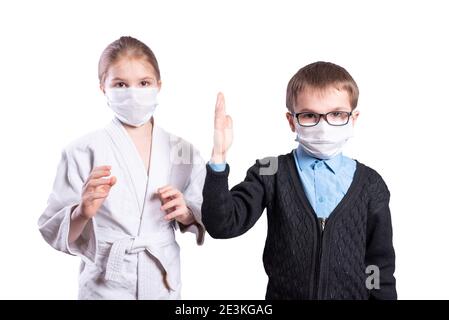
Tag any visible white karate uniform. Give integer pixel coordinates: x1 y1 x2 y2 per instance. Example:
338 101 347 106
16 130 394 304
38 117 205 299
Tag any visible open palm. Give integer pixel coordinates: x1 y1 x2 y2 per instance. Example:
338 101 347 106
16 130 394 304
212 92 233 163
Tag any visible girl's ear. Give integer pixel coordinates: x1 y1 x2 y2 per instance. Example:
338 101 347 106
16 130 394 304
157 80 162 91
100 84 105 94
286 112 296 133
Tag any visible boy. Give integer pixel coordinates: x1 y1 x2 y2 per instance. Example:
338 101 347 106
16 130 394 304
202 61 396 300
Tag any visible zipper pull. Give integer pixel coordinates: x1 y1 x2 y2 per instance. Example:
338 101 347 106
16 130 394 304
319 218 327 231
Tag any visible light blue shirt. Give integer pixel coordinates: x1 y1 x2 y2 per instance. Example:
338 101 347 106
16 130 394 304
208 162 227 172
207 147 356 218
293 147 356 218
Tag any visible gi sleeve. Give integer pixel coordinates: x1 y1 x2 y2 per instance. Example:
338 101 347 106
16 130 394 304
177 147 206 245
37 149 97 264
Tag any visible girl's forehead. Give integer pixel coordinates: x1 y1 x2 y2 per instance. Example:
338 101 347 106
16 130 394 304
107 57 157 79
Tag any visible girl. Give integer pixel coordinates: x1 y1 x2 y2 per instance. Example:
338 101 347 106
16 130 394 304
38 36 205 299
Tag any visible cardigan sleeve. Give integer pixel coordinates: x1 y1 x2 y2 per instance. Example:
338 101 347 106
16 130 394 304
365 173 397 300
201 160 268 239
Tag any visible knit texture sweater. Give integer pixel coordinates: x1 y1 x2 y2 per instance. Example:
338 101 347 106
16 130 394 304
202 152 396 300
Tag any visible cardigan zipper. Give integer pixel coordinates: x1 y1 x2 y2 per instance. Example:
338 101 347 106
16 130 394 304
320 218 327 232
313 217 326 299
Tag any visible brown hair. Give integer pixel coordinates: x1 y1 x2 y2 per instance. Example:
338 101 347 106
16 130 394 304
98 36 161 85
286 61 359 112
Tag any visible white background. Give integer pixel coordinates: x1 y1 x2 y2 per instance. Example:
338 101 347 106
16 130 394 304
0 0 448 299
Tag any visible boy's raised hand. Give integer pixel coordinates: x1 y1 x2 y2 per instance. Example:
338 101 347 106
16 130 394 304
212 92 233 164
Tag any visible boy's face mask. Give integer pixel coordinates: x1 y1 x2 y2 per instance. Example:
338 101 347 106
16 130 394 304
105 87 158 127
294 115 354 160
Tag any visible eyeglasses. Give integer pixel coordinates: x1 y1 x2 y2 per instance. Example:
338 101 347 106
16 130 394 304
293 111 352 127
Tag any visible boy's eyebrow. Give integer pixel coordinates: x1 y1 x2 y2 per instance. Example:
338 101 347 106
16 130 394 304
296 108 318 113
297 107 351 113
328 106 352 112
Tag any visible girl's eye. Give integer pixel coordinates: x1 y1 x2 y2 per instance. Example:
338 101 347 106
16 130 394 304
115 82 127 88
140 81 150 87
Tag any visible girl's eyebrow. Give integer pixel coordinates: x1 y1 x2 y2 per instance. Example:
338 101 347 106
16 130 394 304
140 77 155 81
111 77 126 82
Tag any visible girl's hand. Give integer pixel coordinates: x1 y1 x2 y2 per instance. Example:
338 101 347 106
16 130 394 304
212 92 233 164
76 165 117 220
158 185 194 226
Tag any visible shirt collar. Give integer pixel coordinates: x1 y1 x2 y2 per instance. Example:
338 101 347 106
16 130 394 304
295 146 343 175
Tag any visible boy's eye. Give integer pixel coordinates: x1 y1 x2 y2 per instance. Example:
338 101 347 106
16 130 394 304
330 112 342 117
300 113 318 119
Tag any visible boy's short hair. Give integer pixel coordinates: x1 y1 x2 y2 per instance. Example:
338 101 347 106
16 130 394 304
286 61 359 112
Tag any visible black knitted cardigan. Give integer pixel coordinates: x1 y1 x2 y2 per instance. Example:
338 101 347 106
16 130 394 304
202 151 396 300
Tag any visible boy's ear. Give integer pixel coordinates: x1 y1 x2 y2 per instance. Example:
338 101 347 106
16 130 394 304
352 110 360 125
286 112 296 132
100 84 105 94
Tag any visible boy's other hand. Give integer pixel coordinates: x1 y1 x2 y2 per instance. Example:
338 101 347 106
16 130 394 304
212 92 233 164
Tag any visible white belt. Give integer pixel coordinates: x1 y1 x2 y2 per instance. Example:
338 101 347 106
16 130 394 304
98 227 176 294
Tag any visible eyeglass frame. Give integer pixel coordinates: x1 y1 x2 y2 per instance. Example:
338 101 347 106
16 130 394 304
292 111 353 127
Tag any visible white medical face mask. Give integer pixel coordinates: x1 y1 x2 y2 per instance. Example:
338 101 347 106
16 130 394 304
294 115 354 160
105 87 158 127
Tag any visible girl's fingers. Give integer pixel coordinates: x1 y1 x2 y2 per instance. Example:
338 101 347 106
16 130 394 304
88 170 111 180
86 177 115 189
161 197 182 211
83 192 108 202
88 165 111 179
157 185 173 194
92 165 111 172
159 188 181 200
99 184 113 193
164 208 188 221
